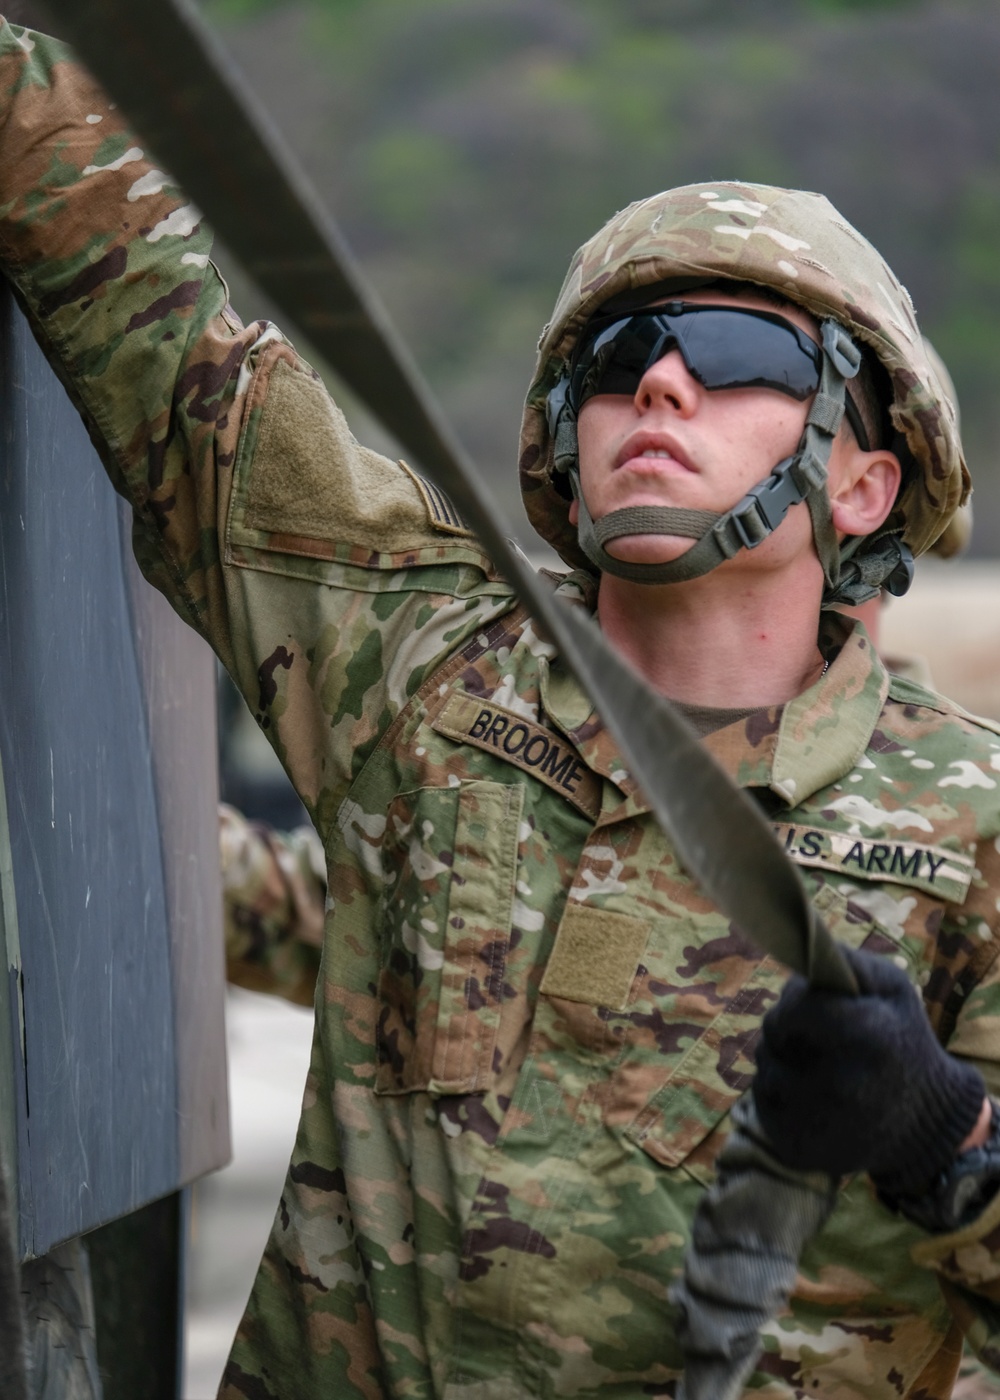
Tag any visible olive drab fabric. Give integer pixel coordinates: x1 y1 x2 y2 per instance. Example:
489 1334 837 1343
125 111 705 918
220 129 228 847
5 21 1000 1400
520 183 971 572
41 0 862 1022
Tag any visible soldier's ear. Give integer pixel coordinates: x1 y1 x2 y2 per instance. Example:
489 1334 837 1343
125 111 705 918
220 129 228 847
829 442 901 541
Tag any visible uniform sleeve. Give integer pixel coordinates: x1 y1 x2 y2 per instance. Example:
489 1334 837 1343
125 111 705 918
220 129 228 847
0 20 254 664
219 804 326 1008
908 840 1000 1374
0 22 514 828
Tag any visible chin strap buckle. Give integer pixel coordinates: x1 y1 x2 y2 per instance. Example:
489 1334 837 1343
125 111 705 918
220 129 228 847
821 321 862 380
728 456 812 551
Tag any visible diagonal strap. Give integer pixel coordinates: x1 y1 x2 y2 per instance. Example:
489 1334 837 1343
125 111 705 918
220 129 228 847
40 0 855 997
807 392 844 436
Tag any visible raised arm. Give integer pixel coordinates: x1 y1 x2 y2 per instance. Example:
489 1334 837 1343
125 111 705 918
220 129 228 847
0 19 512 826
0 19 258 668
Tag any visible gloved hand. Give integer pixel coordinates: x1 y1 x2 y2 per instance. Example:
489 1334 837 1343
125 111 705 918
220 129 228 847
753 945 986 1197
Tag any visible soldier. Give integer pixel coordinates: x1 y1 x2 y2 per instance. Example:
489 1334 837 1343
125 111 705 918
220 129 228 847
3 18 1000 1400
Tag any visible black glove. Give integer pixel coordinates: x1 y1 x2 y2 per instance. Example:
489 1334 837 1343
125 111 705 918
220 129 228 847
753 945 985 1197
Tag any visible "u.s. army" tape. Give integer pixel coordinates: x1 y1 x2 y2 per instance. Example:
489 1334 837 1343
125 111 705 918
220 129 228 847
773 823 974 903
432 693 601 820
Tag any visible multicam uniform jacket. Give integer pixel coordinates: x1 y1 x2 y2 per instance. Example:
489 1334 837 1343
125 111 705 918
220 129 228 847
4 22 1000 1400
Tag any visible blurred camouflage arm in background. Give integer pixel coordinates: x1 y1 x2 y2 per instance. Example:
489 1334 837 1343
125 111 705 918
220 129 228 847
219 804 325 1007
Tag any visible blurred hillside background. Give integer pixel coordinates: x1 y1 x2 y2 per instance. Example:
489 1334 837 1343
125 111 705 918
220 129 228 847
198 0 1000 553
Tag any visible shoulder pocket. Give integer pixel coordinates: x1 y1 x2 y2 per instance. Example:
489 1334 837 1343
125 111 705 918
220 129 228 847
375 779 523 1096
226 348 488 579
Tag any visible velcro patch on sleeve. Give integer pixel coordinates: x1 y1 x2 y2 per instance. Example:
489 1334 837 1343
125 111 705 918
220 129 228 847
540 903 651 1010
237 358 481 557
432 692 600 820
773 823 974 903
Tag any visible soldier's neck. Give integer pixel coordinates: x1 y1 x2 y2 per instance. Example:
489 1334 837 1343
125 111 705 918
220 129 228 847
596 560 827 709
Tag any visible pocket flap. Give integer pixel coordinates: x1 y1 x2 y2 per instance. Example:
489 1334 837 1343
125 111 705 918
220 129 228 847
625 884 907 1180
375 780 523 1096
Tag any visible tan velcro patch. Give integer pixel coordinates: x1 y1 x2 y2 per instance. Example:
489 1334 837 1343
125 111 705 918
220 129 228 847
540 904 651 1010
243 359 469 550
432 692 600 819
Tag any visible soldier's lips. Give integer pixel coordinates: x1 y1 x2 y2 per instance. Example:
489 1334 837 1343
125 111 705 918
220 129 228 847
614 432 696 474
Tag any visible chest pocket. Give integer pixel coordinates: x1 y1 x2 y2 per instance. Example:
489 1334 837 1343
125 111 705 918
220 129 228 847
618 882 917 1183
375 779 523 1096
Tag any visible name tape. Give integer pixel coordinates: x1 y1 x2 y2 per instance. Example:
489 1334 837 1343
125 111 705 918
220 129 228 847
432 693 601 819
773 823 974 903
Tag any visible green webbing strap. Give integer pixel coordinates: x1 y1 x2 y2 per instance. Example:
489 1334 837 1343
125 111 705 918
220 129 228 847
594 507 718 543
40 0 855 997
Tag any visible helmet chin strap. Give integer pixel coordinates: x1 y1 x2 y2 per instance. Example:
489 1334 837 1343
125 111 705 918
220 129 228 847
552 319 910 603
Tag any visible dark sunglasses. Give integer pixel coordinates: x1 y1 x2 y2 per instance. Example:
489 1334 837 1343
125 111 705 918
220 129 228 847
568 302 869 450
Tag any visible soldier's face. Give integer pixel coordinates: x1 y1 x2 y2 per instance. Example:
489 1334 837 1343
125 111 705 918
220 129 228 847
573 288 850 576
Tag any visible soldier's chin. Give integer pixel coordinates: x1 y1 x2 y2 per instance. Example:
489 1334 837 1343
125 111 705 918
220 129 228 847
604 534 695 565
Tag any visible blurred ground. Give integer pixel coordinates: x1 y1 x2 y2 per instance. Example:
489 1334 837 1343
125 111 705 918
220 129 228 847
183 989 314 1400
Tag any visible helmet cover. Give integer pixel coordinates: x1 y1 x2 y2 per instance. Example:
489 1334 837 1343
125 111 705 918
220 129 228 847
519 182 970 572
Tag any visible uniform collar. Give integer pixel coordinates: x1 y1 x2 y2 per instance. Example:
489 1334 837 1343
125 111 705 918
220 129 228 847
769 610 889 808
539 600 888 814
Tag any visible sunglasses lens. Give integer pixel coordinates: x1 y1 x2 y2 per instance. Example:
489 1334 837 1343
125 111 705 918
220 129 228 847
573 318 660 401
680 311 819 399
571 307 821 409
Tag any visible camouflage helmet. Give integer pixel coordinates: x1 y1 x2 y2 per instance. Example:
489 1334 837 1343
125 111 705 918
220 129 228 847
922 336 973 559
519 181 970 583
